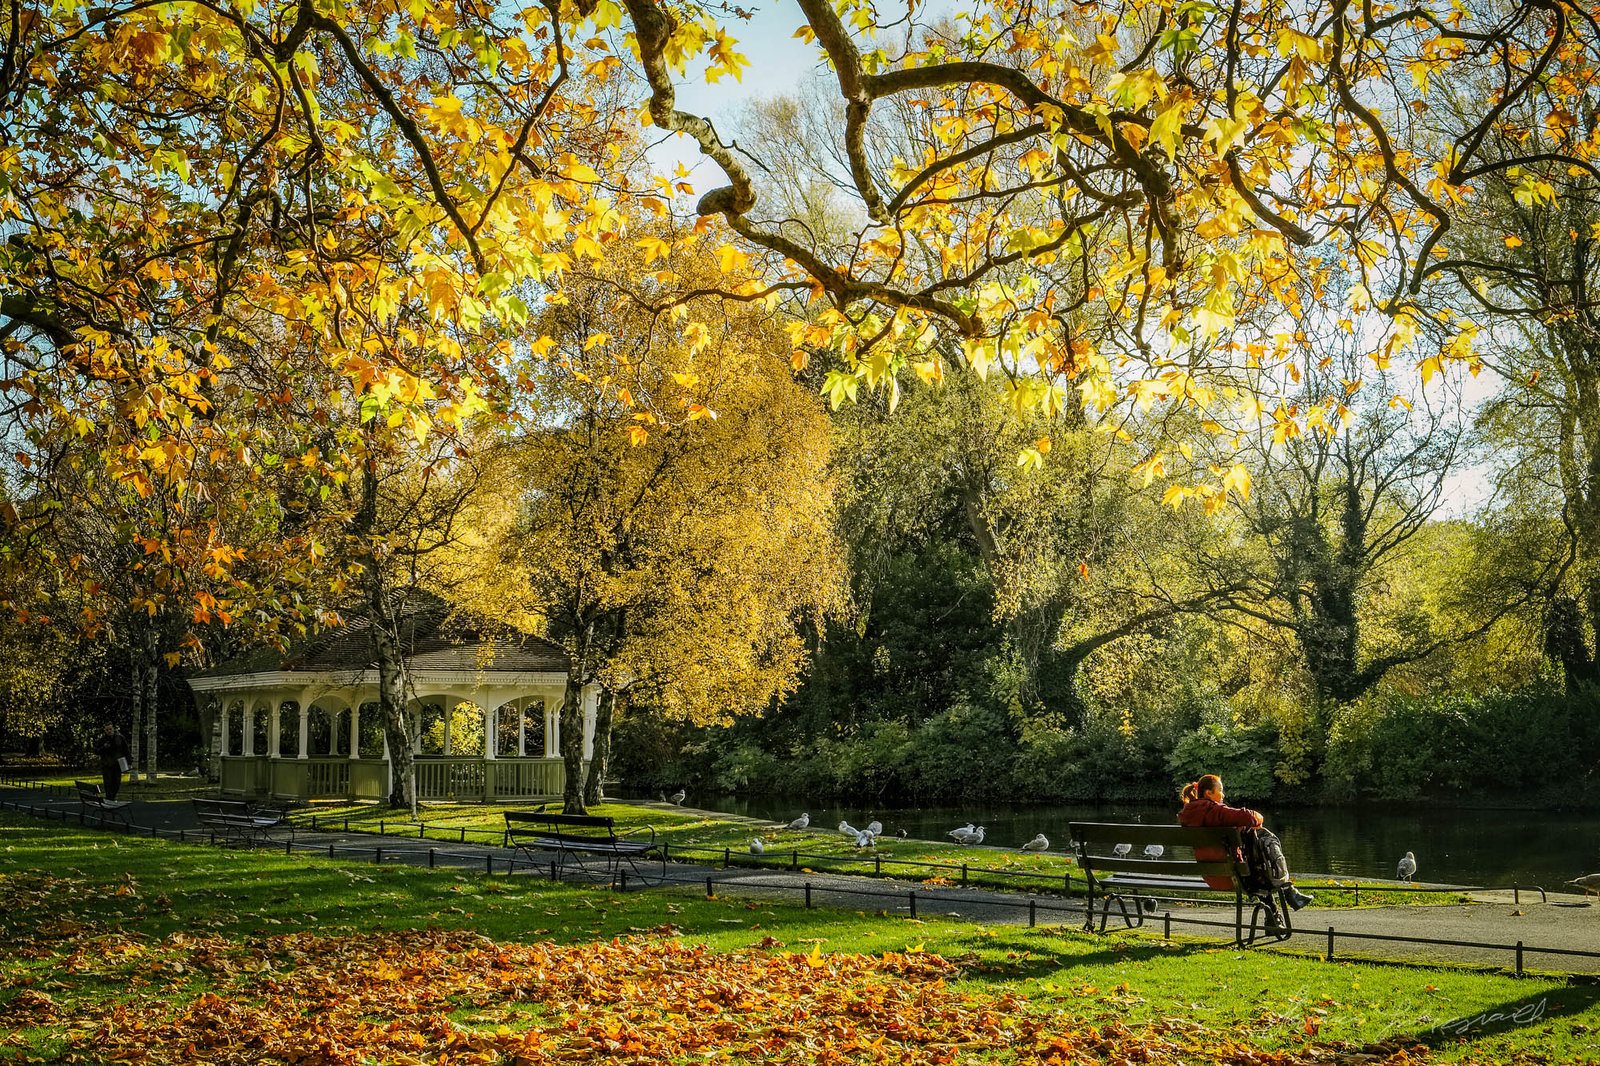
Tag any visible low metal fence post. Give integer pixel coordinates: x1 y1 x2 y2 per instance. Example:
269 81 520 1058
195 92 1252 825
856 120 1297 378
1163 911 1170 939
909 891 917 919
805 883 813 909
1327 926 1335 962
1029 899 1037 928
374 847 382 865
429 848 436 869
706 876 715 898
1516 941 1524 976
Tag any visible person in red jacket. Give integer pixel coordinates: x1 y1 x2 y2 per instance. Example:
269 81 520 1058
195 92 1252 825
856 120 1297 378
1178 773 1315 911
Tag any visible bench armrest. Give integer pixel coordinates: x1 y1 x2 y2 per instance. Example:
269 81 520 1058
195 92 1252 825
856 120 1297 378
620 825 657 850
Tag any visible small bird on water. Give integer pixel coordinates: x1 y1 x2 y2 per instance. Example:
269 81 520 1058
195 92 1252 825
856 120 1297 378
1397 851 1418 882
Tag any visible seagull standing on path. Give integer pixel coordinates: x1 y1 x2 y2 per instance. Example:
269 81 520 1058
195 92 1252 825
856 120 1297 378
786 813 810 831
1568 873 1600 897
750 837 765 856
668 788 686 806
1021 833 1049 853
1397 852 1418 882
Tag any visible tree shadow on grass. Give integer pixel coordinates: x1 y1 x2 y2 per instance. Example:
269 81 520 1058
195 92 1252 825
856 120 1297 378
1368 984 1600 1057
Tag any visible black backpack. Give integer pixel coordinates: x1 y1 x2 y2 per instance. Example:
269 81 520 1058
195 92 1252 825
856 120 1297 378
1241 828 1291 889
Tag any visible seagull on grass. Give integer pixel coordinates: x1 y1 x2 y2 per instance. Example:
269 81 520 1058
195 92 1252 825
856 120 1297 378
750 837 765 856
855 830 876 848
1021 834 1049 853
1397 852 1418 882
668 788 686 806
786 813 810 831
838 820 859 836
865 820 884 837
947 823 976 843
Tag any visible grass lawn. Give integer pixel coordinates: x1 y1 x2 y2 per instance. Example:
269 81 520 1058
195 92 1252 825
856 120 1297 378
1 812 1593 1064
300 798 1472 908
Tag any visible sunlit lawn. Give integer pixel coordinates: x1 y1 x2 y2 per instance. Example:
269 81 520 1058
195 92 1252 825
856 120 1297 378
0 813 1593 1064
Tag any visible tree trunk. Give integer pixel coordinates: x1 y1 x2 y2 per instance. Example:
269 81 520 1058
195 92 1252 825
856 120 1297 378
128 653 143 782
582 687 617 807
560 666 589 814
143 631 159 779
375 604 415 810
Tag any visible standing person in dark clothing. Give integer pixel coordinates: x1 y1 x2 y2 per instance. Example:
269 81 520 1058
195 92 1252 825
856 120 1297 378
94 723 130 801
1178 773 1315 911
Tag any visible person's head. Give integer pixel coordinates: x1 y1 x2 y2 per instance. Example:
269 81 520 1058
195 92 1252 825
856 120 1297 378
1181 774 1224 804
102 722 115 735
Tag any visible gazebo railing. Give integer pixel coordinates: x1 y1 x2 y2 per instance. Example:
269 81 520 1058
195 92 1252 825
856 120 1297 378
220 754 565 802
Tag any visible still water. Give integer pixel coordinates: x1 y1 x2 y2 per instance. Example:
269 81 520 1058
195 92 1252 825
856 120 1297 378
668 793 1599 889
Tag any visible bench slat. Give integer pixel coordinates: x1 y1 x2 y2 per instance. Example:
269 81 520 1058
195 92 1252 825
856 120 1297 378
1082 856 1240 877
1068 822 1241 848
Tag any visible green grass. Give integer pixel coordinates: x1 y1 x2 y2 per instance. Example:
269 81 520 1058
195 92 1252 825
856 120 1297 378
298 798 1471 907
1 811 1594 1064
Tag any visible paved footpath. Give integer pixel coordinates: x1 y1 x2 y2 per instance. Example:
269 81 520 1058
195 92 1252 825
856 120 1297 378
3 780 1596 975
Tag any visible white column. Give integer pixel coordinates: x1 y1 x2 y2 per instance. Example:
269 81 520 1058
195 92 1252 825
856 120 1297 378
219 697 232 756
443 702 452 756
297 706 310 759
546 699 561 758
349 702 361 759
485 704 498 759
268 702 281 758
242 703 255 756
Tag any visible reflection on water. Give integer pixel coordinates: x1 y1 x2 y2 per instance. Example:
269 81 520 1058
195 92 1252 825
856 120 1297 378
647 793 1600 889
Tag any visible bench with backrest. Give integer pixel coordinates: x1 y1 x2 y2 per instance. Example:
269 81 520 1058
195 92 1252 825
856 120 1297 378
504 811 663 886
1068 821 1290 946
74 780 131 825
192 797 290 846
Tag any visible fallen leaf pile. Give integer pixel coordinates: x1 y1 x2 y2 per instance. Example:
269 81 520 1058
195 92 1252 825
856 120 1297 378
0 872 1442 1065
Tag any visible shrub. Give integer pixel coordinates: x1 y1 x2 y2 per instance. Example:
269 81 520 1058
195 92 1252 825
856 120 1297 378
1166 720 1279 801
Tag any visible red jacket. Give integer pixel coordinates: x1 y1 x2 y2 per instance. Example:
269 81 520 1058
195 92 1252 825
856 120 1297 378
1177 797 1263 889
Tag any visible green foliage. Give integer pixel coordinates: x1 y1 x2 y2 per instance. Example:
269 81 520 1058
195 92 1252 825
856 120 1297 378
1167 721 1280 800
1323 688 1600 804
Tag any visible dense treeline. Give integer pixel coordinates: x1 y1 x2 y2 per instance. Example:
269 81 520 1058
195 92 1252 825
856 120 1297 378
612 366 1600 809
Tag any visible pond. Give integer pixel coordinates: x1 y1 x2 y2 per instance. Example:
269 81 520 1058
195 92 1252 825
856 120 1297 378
664 793 1600 890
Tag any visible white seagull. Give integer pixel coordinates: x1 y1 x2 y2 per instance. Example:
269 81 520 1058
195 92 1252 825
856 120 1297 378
854 830 876 848
1568 873 1600 897
865 820 884 837
1397 852 1418 882
750 837 765 856
1144 844 1165 860
949 825 986 846
1021 833 1049 853
947 823 977 843
668 788 686 806
838 820 859 836
1113 843 1133 858
786 813 810 831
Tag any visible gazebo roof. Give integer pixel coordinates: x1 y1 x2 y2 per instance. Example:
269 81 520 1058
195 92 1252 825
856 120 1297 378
192 607 569 680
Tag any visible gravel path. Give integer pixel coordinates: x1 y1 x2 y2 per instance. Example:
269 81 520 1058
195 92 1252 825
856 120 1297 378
4 780 1596 975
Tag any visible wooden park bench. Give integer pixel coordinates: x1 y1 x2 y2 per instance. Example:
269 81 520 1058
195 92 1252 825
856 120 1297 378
1069 821 1291 946
192 797 290 846
504 811 664 886
74 780 131 826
